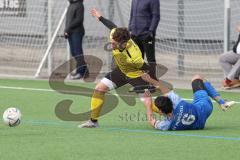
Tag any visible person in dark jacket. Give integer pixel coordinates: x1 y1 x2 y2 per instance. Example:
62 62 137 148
129 0 160 79
65 0 89 79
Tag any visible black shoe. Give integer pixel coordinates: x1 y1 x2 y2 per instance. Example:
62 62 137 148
129 85 156 93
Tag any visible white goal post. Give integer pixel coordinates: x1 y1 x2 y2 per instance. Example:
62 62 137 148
34 5 68 78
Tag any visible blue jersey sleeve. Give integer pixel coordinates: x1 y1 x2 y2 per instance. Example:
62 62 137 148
166 91 182 109
154 119 171 131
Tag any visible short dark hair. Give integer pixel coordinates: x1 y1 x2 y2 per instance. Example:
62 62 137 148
112 28 130 43
154 96 173 114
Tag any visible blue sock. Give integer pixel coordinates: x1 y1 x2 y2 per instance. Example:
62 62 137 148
204 81 225 105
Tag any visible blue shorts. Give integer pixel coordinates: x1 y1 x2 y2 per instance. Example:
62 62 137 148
192 90 213 126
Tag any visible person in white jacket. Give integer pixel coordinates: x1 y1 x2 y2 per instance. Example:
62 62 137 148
219 25 240 89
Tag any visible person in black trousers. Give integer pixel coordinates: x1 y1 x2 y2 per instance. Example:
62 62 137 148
65 0 89 79
129 0 160 79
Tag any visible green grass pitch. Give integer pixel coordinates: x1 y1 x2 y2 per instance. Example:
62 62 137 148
0 79 240 160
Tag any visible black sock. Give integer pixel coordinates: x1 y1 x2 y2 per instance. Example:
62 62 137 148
91 118 98 123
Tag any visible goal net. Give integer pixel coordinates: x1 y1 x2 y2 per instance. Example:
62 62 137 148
0 0 240 88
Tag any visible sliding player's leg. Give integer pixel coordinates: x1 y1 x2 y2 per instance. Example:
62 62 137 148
192 75 235 111
191 76 213 125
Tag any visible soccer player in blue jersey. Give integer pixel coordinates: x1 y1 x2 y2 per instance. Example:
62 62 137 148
141 73 235 131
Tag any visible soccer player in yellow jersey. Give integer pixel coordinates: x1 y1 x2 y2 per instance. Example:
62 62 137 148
78 8 158 128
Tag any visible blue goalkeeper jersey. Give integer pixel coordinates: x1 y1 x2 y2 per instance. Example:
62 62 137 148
155 91 207 131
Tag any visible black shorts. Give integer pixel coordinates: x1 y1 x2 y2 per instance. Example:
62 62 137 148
192 79 205 93
105 68 155 93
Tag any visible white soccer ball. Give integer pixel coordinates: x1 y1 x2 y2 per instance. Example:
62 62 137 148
2 108 22 127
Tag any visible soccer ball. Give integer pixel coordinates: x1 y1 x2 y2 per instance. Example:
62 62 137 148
2 108 22 127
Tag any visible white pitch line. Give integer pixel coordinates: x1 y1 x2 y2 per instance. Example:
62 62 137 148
0 85 239 104
0 85 54 92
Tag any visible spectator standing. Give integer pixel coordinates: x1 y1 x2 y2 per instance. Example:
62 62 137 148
65 0 89 79
129 0 160 79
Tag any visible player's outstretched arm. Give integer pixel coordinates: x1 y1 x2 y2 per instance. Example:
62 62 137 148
144 87 173 131
141 73 171 95
143 91 156 127
91 8 117 30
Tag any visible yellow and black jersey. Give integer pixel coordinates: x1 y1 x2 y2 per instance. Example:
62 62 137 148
112 39 144 78
110 28 145 78
99 16 145 78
